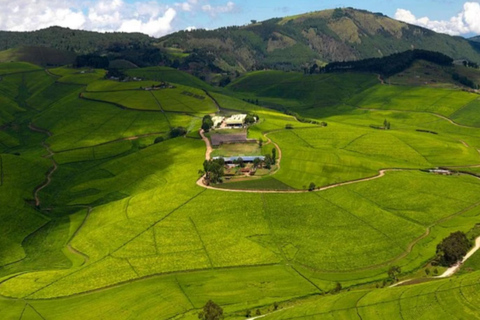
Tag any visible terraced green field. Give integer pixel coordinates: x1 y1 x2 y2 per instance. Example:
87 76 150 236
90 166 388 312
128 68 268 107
2 63 480 319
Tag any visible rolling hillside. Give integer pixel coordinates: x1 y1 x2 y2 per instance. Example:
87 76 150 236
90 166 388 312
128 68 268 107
160 7 480 72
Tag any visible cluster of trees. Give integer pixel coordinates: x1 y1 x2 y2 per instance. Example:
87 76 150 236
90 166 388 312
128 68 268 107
263 148 276 169
74 54 109 68
202 158 225 184
245 113 258 125
243 98 260 105
283 109 325 125
370 119 391 130
198 300 223 320
310 49 454 78
463 60 479 69
452 73 479 89
434 231 472 267
169 127 187 138
105 68 126 80
202 115 214 132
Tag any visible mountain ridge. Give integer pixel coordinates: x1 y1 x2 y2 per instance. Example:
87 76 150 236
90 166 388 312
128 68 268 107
159 7 480 72
0 8 479 75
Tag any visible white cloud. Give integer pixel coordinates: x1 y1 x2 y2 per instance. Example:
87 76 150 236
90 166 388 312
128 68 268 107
202 1 237 17
0 0 176 37
394 1 480 35
0 0 238 36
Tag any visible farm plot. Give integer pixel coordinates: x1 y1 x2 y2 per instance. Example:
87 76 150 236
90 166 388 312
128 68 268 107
86 79 163 91
0 265 317 320
83 90 160 111
451 98 480 127
125 66 213 90
349 85 478 117
264 270 480 320
269 122 479 189
0 138 206 297
48 67 106 84
0 62 41 75
0 154 49 267
33 92 171 151
227 71 378 113
152 85 217 114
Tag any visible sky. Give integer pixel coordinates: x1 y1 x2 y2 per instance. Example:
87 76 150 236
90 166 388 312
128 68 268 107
0 0 479 38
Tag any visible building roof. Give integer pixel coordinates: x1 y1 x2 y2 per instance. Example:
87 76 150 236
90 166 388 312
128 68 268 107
225 114 247 125
213 156 265 162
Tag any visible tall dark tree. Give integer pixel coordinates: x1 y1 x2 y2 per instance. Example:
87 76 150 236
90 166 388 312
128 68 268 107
435 231 472 267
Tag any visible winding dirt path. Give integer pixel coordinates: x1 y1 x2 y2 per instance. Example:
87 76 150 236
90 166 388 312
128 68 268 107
198 168 402 194
29 124 57 207
199 129 212 161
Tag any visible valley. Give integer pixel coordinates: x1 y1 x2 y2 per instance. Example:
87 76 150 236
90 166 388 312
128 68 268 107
1 56 480 319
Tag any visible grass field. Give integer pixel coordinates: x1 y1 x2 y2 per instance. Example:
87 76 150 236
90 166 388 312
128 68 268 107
125 66 213 90
3 63 480 319
211 142 262 157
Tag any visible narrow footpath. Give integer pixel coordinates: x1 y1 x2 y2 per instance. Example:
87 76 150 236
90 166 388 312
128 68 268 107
29 123 57 207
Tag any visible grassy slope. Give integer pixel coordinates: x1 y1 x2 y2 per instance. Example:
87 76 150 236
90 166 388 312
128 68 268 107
3 65 480 319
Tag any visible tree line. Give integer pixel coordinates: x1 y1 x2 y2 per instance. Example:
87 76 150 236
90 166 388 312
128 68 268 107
309 49 454 77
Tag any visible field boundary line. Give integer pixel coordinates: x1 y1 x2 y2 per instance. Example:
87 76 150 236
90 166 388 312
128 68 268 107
66 206 92 266
14 262 281 301
294 199 480 274
18 302 27 320
26 303 46 320
264 280 480 320
290 265 323 293
189 217 214 269
357 106 476 129
125 258 140 277
203 90 221 113
0 69 44 77
149 91 172 128
175 276 196 309
111 189 207 256
54 131 166 154
19 191 209 299
314 192 407 253
354 291 370 320
457 276 480 312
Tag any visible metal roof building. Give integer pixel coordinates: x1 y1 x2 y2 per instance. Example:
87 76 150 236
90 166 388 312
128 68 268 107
213 156 265 163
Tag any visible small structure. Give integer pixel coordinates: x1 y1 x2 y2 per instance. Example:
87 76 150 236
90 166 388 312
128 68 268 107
429 169 452 175
225 114 247 128
213 156 265 164
212 116 225 128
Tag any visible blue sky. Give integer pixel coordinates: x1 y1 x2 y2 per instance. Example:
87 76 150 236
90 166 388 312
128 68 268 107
0 0 479 37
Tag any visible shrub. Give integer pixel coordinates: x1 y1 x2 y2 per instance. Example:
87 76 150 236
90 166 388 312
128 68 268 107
169 127 187 138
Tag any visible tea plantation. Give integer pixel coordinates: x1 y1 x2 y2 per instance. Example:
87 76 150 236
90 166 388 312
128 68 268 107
1 63 480 319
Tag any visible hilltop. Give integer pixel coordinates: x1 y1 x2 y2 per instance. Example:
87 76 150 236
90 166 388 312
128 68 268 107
160 7 480 72
0 8 480 77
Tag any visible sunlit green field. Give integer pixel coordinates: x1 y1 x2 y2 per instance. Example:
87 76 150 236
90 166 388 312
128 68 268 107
2 63 480 319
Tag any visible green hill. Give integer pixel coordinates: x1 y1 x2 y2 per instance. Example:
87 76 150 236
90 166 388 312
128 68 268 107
0 27 152 54
0 46 76 66
160 7 480 72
